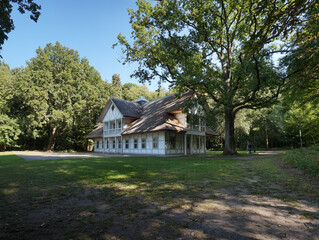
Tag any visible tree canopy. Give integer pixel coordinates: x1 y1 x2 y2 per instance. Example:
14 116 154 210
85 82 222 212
11 42 109 150
282 2 319 105
0 62 20 150
116 0 312 154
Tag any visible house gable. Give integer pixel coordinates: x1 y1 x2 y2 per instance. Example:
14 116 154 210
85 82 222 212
103 100 123 122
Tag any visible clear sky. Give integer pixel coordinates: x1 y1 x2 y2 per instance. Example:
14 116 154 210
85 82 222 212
2 0 166 91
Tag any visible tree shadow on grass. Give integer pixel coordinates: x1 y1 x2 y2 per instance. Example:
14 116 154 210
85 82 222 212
0 154 318 239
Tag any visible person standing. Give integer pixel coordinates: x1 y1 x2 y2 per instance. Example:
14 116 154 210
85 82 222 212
248 142 252 154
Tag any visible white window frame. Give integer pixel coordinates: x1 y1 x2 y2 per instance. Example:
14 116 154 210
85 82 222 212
153 137 158 149
141 138 146 149
134 139 138 149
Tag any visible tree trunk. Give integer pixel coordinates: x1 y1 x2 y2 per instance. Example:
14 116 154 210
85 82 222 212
223 109 237 155
46 127 58 151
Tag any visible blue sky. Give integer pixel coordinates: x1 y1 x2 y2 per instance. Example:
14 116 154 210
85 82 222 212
2 0 166 91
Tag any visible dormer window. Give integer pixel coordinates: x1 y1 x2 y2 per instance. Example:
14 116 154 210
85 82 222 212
135 97 149 106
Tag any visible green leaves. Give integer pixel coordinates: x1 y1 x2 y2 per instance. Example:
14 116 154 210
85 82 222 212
9 42 109 150
0 114 21 150
0 0 41 54
116 0 313 154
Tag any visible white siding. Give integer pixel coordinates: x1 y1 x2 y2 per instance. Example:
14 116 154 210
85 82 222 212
175 112 187 127
103 102 123 122
122 132 165 155
94 138 103 152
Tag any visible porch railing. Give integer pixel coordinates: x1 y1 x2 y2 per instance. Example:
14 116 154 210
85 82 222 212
104 128 122 136
186 124 205 132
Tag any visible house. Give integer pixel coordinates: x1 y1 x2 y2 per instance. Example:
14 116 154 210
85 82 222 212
85 92 218 155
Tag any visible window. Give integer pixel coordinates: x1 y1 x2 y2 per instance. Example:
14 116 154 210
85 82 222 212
102 140 104 149
118 139 121 149
134 139 138 149
111 105 115 111
141 138 146 149
169 135 176 149
197 136 200 149
106 139 109 149
201 136 205 149
153 137 158 149
113 140 116 149
111 122 116 129
118 121 122 129
125 139 129 149
96 140 99 149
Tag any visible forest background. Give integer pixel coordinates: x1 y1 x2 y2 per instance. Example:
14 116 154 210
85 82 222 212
0 0 318 152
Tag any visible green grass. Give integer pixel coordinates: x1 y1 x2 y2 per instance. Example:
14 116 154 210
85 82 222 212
281 145 319 178
0 152 318 203
0 154 243 201
1 152 319 239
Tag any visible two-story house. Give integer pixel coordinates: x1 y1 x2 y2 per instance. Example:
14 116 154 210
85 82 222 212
85 91 218 155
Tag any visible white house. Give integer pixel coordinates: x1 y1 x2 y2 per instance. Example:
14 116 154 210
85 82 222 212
86 92 218 155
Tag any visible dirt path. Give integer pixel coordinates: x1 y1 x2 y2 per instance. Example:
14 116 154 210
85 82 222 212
8 182 317 240
8 151 127 160
9 150 286 161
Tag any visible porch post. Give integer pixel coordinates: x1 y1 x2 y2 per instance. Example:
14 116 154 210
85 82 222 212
204 135 207 154
121 118 123 132
116 137 118 153
121 135 123 154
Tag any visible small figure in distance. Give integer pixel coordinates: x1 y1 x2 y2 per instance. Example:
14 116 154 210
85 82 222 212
247 142 252 154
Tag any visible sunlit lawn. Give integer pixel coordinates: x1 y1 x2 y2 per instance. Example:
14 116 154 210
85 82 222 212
0 154 245 200
1 152 318 204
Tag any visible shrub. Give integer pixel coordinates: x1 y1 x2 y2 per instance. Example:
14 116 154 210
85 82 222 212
282 146 319 178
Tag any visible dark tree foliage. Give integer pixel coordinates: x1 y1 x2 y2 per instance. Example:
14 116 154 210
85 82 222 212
10 42 110 151
282 2 319 105
0 0 41 54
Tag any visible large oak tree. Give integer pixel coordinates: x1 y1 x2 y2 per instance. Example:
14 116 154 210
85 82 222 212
116 0 312 154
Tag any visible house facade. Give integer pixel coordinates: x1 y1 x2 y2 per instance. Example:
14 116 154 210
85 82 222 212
86 92 218 155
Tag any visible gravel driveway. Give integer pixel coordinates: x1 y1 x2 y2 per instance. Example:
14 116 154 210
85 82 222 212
9 151 121 160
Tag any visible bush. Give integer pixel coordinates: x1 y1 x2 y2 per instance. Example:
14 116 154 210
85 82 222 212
282 146 319 178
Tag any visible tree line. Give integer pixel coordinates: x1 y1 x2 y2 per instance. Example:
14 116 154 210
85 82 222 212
0 42 173 151
0 0 318 154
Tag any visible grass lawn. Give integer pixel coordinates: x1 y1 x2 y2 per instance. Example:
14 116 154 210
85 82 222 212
0 152 318 239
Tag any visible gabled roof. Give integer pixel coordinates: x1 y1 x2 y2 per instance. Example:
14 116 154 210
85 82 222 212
206 126 219 136
87 91 219 138
85 123 103 139
111 97 141 118
97 97 141 122
122 91 194 135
